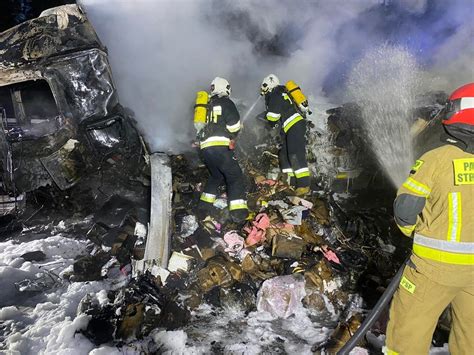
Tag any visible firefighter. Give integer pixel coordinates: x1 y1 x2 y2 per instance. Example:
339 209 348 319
197 77 249 223
385 83 474 355
260 74 311 196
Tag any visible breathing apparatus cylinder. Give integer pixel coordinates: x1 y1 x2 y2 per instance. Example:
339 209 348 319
194 91 208 133
285 80 308 108
194 91 209 124
285 80 311 116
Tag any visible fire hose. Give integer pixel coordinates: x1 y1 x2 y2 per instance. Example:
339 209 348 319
336 256 410 355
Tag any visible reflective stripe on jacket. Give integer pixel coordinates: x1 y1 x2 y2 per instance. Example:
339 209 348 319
200 136 230 149
265 85 304 134
200 95 241 149
394 144 474 265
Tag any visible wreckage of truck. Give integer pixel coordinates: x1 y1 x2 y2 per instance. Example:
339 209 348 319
0 5 149 218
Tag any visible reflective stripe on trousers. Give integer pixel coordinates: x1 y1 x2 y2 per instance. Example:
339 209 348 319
294 167 310 179
200 192 216 203
281 168 295 177
229 199 248 211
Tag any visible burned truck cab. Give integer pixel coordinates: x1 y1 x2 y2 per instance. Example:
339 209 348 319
0 5 146 215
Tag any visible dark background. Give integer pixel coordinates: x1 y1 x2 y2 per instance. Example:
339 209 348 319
0 0 75 32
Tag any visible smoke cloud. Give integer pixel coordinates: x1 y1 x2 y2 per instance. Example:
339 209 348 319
78 0 474 153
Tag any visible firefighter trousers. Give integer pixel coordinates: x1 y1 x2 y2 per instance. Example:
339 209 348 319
385 253 474 355
199 146 248 222
278 120 310 188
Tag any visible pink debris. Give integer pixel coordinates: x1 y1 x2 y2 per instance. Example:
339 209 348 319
244 213 271 247
245 230 266 247
224 231 245 255
223 231 251 260
321 245 341 264
120 264 132 276
254 213 270 229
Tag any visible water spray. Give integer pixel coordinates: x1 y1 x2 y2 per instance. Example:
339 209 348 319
347 45 423 187
242 96 262 123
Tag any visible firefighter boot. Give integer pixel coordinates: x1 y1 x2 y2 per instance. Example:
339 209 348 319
230 208 249 224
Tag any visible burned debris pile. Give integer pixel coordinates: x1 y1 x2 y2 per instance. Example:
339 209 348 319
74 86 447 349
75 148 407 352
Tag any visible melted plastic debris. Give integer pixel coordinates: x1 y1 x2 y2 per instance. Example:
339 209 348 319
256 274 306 319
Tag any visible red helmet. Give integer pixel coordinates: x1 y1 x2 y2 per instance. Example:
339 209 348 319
442 82 474 126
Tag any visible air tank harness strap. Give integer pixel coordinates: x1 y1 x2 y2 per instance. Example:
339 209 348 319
287 86 301 94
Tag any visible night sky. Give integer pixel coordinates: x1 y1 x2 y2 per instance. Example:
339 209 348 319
0 0 75 32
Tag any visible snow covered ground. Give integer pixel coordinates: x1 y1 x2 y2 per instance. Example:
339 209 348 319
0 225 113 354
0 220 448 355
0 221 344 354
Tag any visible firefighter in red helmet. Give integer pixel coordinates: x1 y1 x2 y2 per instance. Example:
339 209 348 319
385 83 474 354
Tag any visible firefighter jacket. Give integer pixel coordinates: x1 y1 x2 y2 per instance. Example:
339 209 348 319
394 143 474 265
199 95 241 149
265 85 304 134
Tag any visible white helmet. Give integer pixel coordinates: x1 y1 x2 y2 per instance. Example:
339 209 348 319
260 74 280 95
210 77 231 97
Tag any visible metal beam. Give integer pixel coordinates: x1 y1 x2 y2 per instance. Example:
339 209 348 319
133 152 172 273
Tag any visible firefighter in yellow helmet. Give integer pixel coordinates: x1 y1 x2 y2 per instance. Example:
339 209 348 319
385 83 474 354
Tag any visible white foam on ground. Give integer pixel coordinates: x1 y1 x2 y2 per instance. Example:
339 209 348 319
0 233 116 354
0 222 451 354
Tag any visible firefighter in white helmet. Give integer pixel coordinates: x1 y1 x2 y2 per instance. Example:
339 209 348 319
197 77 249 223
260 74 310 196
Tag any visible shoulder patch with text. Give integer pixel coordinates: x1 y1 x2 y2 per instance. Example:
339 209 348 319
453 158 474 185
410 160 424 175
